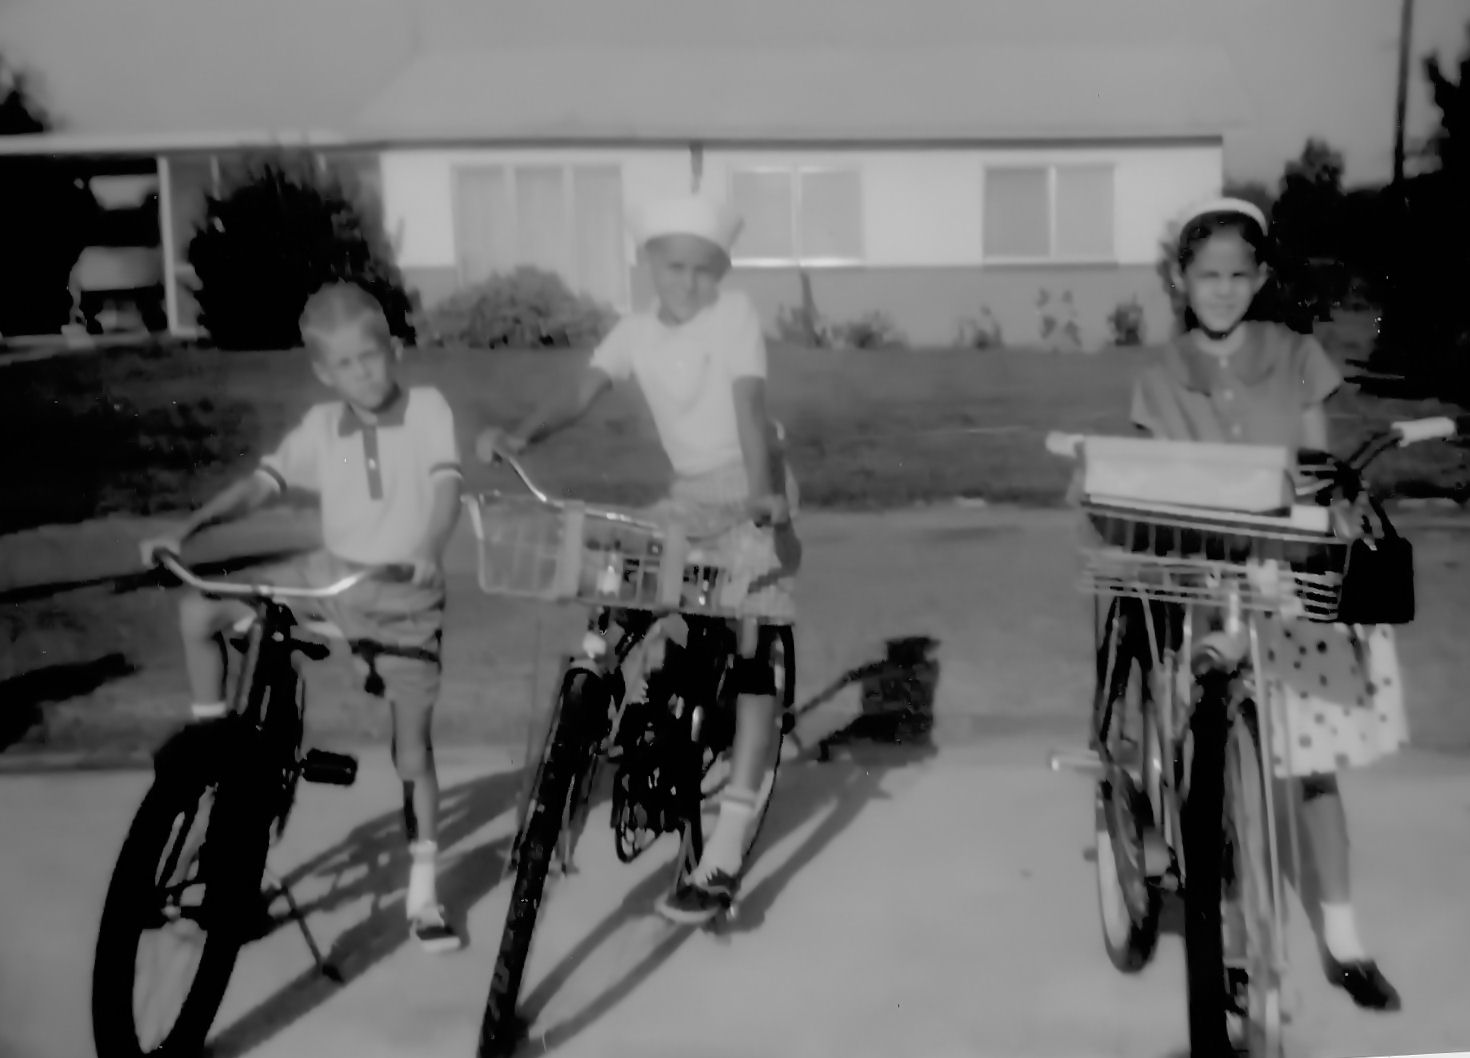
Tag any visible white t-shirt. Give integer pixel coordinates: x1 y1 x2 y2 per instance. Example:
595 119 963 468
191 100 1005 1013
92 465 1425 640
589 289 766 478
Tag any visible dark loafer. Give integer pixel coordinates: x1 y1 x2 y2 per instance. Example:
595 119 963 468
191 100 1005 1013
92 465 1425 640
1324 957 1402 1012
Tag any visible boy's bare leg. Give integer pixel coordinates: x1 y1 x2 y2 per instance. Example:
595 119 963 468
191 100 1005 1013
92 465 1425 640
178 591 252 719
391 695 462 952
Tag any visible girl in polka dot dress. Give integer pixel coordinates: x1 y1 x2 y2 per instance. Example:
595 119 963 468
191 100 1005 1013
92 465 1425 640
1130 198 1406 1012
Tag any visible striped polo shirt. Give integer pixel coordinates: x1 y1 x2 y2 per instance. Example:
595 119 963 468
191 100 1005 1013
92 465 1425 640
258 385 462 565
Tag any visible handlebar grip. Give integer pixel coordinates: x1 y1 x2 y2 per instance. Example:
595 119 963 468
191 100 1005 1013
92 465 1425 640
1392 416 1458 445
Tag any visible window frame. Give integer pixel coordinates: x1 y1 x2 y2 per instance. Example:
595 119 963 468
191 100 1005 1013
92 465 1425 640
450 160 630 310
980 162 1117 266
728 163 866 269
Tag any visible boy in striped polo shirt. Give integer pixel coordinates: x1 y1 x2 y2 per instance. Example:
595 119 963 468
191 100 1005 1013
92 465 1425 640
139 282 465 953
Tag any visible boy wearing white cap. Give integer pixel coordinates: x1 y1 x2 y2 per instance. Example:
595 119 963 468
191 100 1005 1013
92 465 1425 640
477 192 800 925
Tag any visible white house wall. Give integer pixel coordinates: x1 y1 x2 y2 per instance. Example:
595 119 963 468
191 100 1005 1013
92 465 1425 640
381 147 689 271
701 143 1223 267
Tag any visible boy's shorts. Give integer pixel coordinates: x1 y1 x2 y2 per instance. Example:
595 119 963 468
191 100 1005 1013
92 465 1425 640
242 549 445 713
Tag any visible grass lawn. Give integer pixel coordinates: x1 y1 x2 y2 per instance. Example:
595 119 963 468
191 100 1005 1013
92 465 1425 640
4 310 1470 759
4 311 1468 536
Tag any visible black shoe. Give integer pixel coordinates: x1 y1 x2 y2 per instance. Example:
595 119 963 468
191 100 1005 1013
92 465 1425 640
655 870 738 926
1324 957 1402 1012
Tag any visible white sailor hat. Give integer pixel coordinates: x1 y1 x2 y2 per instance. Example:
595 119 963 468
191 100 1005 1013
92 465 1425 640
1176 196 1269 235
633 193 744 254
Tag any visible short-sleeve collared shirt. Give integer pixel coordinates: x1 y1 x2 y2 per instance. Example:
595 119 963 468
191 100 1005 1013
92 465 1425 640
1130 322 1343 449
258 385 461 565
588 289 766 478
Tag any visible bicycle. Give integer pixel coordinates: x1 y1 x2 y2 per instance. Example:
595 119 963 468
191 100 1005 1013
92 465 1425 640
1046 414 1466 1057
90 552 411 1058
465 451 798 1058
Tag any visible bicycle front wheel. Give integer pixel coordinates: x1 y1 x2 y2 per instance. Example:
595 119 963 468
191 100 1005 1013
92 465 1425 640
91 770 270 1058
478 667 607 1058
1225 705 1283 1058
1183 695 1283 1058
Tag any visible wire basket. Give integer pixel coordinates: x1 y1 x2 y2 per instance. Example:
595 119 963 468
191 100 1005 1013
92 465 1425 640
1079 499 1352 622
465 493 789 620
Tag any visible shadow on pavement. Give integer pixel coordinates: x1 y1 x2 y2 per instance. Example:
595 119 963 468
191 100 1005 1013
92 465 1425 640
0 652 136 749
514 636 943 1056
204 763 526 1058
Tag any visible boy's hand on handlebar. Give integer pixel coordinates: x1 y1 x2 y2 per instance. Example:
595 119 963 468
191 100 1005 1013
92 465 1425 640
747 493 791 528
405 555 442 588
475 427 528 464
139 535 184 569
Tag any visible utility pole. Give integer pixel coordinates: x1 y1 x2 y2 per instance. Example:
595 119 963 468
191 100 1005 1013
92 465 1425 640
1392 0 1415 190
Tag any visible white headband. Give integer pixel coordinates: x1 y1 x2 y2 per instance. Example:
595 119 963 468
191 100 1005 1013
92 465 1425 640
1176 196 1269 235
633 193 744 253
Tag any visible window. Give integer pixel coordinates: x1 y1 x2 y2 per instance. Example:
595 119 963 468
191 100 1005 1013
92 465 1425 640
982 163 1115 262
729 165 864 265
452 163 628 309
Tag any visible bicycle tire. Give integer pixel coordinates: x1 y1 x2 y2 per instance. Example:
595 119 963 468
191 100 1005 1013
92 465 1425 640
478 667 605 1058
91 769 271 1058
1182 683 1235 1057
1225 705 1283 1058
1092 602 1164 974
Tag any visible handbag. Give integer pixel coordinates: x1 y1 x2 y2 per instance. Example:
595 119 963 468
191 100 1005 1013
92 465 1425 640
1332 494 1415 625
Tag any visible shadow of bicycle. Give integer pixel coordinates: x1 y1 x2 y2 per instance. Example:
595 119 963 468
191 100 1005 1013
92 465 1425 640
204 762 526 1058
511 636 943 1056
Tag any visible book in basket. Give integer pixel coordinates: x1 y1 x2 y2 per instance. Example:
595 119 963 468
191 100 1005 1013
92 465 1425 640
1081 436 1294 514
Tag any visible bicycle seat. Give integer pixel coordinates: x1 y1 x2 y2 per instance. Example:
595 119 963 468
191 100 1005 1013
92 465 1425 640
228 615 345 641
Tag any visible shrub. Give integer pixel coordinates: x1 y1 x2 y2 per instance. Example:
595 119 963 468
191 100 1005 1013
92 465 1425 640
424 266 615 349
831 310 906 350
953 307 1004 350
1107 296 1146 347
187 150 413 351
1037 289 1082 351
771 270 832 347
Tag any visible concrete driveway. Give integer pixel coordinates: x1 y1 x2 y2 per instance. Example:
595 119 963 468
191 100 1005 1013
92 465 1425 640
3 734 1468 1058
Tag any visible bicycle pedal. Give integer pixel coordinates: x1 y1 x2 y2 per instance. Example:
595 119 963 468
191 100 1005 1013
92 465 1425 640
302 748 359 787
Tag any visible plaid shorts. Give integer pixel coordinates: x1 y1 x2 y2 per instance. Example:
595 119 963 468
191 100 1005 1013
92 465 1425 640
246 549 445 712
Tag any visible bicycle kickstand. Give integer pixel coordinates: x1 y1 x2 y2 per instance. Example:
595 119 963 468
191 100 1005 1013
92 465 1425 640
263 868 344 984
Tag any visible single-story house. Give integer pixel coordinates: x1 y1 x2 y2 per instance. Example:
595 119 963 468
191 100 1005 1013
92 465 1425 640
0 0 1250 347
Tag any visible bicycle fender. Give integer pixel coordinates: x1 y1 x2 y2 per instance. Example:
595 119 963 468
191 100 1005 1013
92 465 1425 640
152 716 258 785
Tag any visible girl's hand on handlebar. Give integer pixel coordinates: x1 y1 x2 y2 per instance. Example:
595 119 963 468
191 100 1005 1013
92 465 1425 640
475 427 528 464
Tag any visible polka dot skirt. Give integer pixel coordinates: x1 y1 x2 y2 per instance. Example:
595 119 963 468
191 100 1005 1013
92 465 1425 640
1259 618 1409 779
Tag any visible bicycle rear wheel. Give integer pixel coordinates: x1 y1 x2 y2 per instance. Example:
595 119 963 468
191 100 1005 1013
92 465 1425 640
1092 599 1163 974
91 769 271 1058
679 624 796 885
478 668 607 1058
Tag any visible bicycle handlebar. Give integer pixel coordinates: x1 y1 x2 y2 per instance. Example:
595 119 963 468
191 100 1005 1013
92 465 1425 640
475 444 784 538
152 550 412 600
1045 415 1468 471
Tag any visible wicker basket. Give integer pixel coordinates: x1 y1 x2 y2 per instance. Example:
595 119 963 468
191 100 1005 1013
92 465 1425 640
465 493 789 620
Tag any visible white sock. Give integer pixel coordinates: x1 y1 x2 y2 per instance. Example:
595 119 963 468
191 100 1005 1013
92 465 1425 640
190 701 228 720
406 840 439 919
694 790 757 883
1321 902 1368 961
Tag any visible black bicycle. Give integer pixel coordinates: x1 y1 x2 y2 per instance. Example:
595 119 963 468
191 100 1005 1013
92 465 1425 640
465 453 797 1058
1049 414 1466 1056
90 552 408 1058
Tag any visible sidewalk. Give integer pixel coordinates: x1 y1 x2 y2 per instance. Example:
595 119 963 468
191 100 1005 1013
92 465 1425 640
3 736 1467 1058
